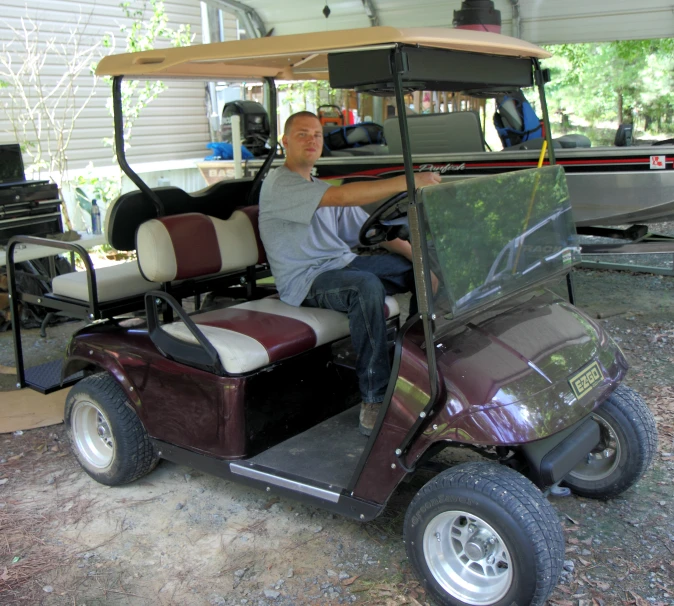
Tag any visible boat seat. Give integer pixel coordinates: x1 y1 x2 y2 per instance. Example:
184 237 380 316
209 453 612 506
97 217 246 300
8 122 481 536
51 260 159 303
139 208 400 374
162 295 399 374
384 112 486 155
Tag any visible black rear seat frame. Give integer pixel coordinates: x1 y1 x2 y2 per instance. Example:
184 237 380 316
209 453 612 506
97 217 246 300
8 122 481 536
6 234 271 390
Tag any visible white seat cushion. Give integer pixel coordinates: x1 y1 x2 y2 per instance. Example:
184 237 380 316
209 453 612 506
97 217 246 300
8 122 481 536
51 261 159 303
137 211 261 283
162 295 400 374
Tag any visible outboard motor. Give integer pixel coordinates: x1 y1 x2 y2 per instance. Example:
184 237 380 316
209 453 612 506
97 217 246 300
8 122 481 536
453 0 502 34
614 124 633 147
221 100 270 157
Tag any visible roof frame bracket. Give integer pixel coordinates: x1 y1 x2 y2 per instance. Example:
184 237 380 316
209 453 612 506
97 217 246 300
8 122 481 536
362 0 380 26
206 0 268 38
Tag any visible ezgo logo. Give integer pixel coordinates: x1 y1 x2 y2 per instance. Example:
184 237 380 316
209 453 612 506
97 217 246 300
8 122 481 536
569 361 603 399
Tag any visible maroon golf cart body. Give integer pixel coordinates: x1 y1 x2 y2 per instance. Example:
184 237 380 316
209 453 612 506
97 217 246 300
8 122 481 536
6 27 656 606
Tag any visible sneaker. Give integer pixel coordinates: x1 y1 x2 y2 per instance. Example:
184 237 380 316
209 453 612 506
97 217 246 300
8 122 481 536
359 402 382 437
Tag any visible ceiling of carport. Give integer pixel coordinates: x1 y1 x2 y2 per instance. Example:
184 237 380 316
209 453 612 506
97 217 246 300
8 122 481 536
213 0 674 44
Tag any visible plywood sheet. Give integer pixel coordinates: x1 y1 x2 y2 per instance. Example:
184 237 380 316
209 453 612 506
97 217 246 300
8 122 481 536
0 389 67 434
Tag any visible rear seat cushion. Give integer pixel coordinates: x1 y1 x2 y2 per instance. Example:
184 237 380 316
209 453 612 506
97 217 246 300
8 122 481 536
137 211 261 283
162 295 400 374
51 261 159 303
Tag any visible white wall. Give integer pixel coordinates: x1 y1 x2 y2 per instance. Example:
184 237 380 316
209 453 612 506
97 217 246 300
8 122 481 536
0 0 209 174
237 0 674 43
518 0 674 44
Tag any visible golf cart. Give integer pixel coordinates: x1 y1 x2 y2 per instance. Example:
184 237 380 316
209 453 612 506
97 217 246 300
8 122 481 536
7 27 657 606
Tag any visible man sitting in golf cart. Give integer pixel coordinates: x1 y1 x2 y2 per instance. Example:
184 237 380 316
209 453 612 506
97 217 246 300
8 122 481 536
259 111 440 436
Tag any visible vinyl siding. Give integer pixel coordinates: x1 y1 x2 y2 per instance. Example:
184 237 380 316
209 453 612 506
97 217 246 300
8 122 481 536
0 0 209 173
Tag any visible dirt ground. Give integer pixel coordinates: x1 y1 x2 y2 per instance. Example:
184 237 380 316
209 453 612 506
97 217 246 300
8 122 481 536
0 264 673 606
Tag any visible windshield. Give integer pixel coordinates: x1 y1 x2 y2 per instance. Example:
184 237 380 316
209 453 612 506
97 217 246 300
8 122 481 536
420 165 580 320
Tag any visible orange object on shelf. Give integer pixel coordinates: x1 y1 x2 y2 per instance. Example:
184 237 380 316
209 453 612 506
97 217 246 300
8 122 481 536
317 105 344 127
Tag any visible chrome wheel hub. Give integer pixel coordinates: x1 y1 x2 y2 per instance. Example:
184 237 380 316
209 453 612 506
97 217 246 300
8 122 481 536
568 413 620 482
423 511 513 605
71 400 115 469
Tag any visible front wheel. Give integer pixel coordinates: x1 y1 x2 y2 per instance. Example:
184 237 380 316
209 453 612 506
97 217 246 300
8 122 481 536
404 462 564 606
562 384 657 499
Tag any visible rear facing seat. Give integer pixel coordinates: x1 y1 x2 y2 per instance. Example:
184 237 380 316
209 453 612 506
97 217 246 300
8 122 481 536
139 209 400 375
52 260 159 302
50 181 259 309
50 206 266 309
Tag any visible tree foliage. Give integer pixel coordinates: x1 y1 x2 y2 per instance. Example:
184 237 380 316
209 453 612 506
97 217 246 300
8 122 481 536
543 39 674 141
423 166 576 315
277 80 337 115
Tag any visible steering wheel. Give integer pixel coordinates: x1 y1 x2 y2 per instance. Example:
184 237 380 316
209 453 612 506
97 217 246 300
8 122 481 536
359 191 409 246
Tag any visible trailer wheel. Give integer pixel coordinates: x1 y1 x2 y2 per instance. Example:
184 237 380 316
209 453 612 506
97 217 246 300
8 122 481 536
65 373 158 486
403 462 563 606
562 384 657 499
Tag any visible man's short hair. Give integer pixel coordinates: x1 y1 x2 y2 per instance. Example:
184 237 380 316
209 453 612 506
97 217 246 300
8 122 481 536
284 111 321 136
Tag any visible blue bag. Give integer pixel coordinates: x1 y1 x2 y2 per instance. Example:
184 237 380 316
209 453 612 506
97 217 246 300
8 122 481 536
205 142 254 161
494 95 542 148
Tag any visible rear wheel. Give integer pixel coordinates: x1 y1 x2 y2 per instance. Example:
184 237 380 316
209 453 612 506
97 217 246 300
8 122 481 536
404 462 564 606
65 373 158 486
562 384 657 499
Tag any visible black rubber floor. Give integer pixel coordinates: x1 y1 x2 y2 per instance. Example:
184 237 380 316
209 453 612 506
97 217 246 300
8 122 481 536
25 360 83 394
249 405 367 490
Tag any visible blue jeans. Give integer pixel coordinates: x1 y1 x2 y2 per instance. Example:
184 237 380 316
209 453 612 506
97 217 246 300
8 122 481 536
303 254 416 404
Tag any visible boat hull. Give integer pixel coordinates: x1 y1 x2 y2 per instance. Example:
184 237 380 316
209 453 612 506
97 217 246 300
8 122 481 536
198 145 674 227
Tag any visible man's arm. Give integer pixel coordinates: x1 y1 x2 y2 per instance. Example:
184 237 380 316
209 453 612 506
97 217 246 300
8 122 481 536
319 172 441 208
380 238 412 260
381 238 439 294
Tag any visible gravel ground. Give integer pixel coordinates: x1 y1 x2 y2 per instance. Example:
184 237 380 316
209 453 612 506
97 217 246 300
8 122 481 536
0 261 672 606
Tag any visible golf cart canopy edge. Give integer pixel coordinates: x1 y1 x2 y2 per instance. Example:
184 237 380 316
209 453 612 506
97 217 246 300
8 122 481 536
94 26 551 81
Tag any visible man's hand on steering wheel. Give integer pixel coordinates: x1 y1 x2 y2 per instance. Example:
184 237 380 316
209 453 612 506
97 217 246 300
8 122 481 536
358 172 442 246
414 172 442 189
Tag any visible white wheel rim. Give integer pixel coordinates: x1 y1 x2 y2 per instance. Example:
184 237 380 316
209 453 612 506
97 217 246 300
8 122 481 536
422 510 513 605
71 400 115 469
568 413 621 482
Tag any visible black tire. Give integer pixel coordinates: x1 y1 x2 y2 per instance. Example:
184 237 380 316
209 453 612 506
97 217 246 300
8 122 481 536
562 384 657 499
65 373 158 486
404 462 564 606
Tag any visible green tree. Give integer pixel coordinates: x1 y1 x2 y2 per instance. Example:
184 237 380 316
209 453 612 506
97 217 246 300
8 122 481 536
542 39 674 143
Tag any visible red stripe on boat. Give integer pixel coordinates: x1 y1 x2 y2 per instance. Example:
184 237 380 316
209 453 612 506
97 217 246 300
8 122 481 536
160 214 221 280
327 157 671 179
193 308 317 362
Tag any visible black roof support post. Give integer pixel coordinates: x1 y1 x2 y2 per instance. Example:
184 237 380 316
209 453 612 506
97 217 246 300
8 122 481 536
112 76 165 217
533 59 576 303
248 76 278 206
390 47 440 471
533 59 556 166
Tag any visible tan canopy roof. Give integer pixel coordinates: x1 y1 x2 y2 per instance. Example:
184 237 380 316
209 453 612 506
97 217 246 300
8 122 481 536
96 26 551 81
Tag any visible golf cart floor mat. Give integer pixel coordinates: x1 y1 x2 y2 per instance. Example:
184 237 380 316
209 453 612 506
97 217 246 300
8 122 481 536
249 405 366 490
24 359 84 394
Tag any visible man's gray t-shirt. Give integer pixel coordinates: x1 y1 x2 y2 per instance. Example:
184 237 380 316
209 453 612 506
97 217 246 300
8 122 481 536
259 165 368 306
